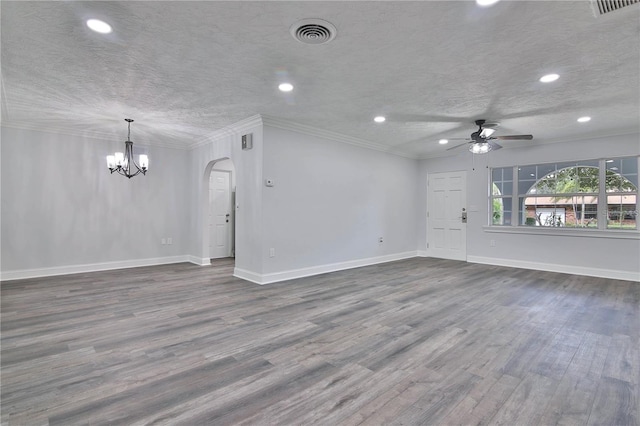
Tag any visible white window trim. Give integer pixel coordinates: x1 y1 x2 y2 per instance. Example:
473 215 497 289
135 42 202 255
483 225 640 239
489 157 639 233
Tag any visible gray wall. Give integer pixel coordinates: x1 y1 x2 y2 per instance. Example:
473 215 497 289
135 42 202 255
188 122 419 283
1 126 190 275
261 125 419 275
2 123 637 282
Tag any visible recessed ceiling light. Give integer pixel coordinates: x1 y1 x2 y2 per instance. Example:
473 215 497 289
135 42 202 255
439 139 449 145
374 116 386 123
577 116 591 123
539 73 559 83
476 0 501 6
278 83 294 92
86 19 112 34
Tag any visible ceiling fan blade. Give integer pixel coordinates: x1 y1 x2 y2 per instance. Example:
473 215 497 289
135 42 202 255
489 141 503 150
446 142 469 151
494 134 533 140
447 138 471 141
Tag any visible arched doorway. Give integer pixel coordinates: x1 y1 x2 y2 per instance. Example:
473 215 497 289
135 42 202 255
202 158 236 261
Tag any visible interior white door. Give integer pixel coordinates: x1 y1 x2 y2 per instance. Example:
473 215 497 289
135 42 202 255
209 170 231 259
427 171 467 261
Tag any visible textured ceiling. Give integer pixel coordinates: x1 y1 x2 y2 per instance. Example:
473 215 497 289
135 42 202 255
1 1 639 158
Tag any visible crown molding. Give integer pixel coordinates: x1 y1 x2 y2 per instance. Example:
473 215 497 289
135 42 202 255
260 115 416 159
190 114 417 159
189 115 263 149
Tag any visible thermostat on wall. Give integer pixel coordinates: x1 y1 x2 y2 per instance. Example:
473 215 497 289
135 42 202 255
242 133 253 150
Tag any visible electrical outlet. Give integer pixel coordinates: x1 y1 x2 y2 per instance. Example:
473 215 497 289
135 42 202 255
161 238 166 245
269 248 275 257
490 239 496 247
379 237 384 243
167 237 172 245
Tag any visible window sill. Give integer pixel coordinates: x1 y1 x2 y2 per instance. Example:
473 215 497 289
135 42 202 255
483 225 640 239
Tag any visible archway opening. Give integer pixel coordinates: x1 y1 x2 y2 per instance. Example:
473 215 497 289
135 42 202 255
202 158 237 262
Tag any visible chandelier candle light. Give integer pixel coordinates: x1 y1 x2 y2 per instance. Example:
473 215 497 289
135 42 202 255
107 119 149 178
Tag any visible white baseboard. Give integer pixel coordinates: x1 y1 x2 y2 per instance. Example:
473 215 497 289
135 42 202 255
5 252 634 283
0 256 191 282
467 255 640 282
188 256 211 266
234 251 419 285
233 268 265 285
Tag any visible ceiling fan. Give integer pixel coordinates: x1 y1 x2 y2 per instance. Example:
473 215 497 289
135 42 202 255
446 119 533 154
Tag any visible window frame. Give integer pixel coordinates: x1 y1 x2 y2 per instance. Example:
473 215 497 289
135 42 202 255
488 156 639 234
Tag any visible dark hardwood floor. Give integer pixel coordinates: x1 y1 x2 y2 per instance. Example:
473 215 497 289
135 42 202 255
1 258 638 425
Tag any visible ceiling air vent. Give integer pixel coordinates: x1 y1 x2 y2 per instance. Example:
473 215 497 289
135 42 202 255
290 19 337 45
591 0 639 15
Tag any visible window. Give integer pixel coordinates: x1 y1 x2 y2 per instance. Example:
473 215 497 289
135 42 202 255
520 161 599 228
491 167 512 225
490 157 638 231
606 157 638 229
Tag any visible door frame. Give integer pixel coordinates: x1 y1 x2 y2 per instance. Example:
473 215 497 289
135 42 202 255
426 170 468 261
209 169 233 259
201 158 235 264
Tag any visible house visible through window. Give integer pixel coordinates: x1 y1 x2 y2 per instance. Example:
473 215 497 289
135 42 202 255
490 157 638 230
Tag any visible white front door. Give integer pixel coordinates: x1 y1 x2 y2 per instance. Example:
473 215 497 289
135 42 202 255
209 170 231 259
427 171 467 261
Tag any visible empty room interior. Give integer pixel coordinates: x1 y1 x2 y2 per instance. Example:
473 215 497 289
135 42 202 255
1 1 639 425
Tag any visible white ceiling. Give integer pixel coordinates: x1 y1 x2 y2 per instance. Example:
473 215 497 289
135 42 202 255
1 1 639 158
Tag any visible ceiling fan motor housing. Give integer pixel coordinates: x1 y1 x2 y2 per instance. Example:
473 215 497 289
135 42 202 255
471 131 483 142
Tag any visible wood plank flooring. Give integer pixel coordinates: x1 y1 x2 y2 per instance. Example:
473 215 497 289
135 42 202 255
1 258 638 425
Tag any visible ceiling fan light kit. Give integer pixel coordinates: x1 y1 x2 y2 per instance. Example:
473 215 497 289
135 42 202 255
469 142 492 154
106 119 149 179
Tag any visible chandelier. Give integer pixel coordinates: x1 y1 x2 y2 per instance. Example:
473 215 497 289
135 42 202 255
106 119 148 178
